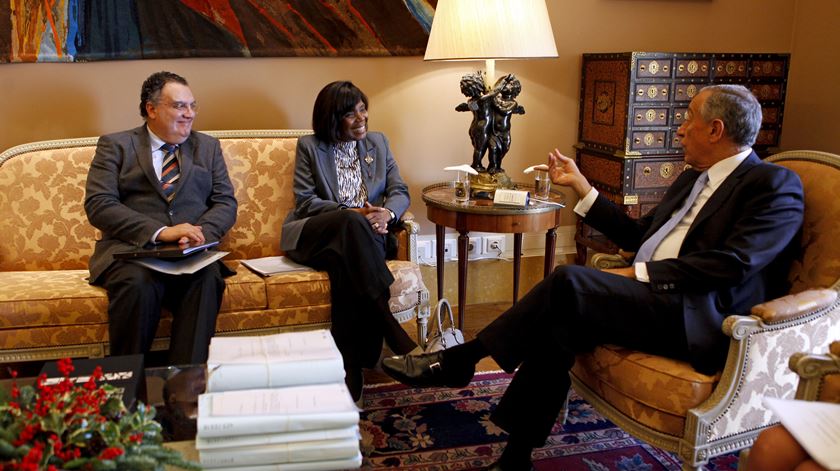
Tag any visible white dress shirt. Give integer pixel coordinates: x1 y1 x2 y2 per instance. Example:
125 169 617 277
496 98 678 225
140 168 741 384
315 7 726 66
574 148 752 282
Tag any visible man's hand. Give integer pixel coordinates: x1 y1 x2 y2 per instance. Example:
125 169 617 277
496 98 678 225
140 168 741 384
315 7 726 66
548 149 592 199
158 223 205 245
601 266 636 279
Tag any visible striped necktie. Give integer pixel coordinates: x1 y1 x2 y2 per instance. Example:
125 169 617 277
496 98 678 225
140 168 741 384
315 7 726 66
160 143 180 202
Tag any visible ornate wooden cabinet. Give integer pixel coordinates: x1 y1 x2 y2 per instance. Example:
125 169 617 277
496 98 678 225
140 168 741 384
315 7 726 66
574 51 789 264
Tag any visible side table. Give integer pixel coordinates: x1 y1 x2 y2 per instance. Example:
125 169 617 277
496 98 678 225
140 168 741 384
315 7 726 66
422 183 566 328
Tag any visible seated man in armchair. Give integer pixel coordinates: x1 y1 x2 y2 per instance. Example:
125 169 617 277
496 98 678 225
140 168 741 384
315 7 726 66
382 84 805 470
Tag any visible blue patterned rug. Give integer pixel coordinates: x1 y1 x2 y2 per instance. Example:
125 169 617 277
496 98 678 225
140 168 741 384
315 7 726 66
359 371 740 470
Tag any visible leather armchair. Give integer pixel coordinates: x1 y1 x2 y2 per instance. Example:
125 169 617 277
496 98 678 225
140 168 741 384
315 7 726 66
564 150 840 470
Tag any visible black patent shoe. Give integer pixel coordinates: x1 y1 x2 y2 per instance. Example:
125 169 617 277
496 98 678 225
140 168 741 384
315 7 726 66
381 351 474 388
483 459 536 471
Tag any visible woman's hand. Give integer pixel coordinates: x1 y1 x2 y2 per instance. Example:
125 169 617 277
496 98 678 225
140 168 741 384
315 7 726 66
548 149 592 199
358 202 391 234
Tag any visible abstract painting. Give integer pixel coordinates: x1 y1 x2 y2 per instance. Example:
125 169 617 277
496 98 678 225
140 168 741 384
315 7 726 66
0 0 436 63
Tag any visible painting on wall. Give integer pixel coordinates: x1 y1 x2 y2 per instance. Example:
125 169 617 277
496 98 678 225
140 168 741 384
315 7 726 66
0 0 436 64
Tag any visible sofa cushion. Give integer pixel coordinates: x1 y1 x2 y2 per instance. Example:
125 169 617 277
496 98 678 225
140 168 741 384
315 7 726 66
572 344 720 436
0 270 108 328
220 261 268 312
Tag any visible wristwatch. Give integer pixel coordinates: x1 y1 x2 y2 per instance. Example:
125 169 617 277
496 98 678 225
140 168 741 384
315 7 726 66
386 209 396 222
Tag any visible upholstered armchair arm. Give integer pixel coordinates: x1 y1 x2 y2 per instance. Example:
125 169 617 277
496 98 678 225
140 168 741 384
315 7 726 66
788 340 840 402
590 250 634 269
751 289 838 323
686 291 840 447
390 211 420 263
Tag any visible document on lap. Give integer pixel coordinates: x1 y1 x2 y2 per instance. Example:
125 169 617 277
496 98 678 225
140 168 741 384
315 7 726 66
764 397 840 470
113 240 220 259
239 256 315 276
129 250 229 275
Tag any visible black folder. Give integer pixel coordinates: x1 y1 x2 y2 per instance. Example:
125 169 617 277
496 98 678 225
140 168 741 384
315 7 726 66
113 240 219 260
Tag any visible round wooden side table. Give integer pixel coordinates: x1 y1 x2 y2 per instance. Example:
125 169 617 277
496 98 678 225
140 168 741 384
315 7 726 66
422 182 566 328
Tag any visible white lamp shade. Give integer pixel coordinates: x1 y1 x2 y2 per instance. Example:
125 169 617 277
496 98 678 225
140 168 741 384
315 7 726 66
424 0 558 61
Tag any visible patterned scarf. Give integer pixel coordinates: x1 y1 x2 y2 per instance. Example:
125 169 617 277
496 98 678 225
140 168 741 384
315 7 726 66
334 141 367 208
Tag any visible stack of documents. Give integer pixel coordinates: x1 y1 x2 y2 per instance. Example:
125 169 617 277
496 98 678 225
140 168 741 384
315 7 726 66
196 330 361 470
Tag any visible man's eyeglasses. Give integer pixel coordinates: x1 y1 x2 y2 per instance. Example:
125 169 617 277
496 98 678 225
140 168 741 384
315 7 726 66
161 101 199 112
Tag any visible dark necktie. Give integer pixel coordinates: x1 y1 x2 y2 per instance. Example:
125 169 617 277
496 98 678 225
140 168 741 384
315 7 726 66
634 171 709 263
160 143 180 202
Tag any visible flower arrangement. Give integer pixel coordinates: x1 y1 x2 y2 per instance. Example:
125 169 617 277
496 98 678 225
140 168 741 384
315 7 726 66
0 358 199 471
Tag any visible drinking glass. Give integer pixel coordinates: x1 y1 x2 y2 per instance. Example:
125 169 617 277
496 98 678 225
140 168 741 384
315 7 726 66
453 171 470 203
534 170 551 200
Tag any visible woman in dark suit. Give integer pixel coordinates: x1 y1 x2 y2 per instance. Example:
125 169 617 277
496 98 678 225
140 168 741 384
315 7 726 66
281 81 418 401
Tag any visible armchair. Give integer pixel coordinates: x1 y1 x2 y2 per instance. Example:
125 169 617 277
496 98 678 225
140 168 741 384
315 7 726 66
565 150 840 470
738 340 840 469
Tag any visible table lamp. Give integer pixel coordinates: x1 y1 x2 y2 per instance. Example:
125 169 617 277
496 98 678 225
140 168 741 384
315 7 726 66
425 0 558 199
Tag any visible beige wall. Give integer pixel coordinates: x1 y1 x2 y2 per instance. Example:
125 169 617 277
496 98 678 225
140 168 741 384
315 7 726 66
2 0 830 238
779 0 840 153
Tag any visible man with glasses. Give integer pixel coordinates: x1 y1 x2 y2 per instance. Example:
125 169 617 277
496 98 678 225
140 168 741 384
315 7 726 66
85 71 237 364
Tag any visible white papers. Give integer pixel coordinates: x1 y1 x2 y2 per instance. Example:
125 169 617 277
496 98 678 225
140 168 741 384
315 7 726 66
199 437 360 468
240 256 315 276
195 425 359 450
202 453 362 471
206 330 345 392
444 164 479 175
493 189 530 207
197 384 360 437
130 251 228 275
523 164 550 174
764 397 840 470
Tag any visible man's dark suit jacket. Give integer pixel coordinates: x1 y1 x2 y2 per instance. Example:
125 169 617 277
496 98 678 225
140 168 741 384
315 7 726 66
85 125 237 284
584 152 804 373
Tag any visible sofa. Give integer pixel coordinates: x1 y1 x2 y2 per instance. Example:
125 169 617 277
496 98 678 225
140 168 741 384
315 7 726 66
0 130 430 364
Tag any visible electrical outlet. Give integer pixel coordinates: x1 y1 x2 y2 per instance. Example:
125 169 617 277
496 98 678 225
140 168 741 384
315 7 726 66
443 238 457 261
483 235 505 257
416 240 433 261
467 236 482 259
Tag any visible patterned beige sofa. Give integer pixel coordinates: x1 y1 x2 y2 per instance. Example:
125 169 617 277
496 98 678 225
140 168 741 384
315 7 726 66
0 130 430 364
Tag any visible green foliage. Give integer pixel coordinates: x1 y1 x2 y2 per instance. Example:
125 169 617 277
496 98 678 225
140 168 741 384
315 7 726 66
0 359 201 470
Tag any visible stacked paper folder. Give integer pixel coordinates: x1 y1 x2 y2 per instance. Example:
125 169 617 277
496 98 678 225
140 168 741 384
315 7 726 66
196 330 362 470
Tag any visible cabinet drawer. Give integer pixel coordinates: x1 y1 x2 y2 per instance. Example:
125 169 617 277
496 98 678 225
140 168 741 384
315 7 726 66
633 106 669 126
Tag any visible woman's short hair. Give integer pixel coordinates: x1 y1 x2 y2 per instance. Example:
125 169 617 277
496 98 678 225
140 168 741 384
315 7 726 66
140 71 188 119
700 84 763 147
312 81 369 143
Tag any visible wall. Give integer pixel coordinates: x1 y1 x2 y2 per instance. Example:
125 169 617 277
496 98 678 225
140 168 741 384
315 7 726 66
778 0 840 153
0 0 807 239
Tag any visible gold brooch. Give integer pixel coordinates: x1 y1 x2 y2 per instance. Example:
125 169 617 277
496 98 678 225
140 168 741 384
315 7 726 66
364 154 374 165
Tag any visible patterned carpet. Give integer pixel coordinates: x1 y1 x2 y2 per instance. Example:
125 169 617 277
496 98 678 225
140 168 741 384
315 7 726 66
359 371 740 470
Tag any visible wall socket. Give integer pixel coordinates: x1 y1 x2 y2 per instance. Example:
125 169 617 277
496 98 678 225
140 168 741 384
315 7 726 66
442 239 457 260
467 236 483 259
484 235 506 256
416 239 433 261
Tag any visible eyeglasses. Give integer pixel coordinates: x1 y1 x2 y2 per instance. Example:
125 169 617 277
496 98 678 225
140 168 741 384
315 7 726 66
161 101 199 112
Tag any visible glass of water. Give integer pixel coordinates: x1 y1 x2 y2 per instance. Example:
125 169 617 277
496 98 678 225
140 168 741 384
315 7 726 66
534 170 551 200
453 171 470 203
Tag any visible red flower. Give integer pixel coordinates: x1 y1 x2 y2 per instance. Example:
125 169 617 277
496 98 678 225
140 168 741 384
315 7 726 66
98 447 124 460
57 357 74 377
